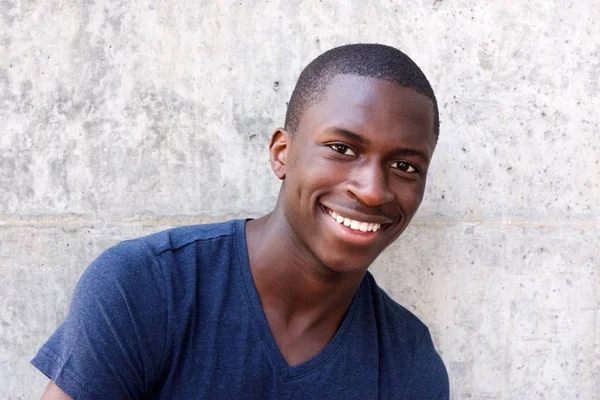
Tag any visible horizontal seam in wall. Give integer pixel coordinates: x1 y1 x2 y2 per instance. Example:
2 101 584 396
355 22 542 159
0 216 598 228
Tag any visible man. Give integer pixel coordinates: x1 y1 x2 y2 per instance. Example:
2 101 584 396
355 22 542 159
34 43 449 399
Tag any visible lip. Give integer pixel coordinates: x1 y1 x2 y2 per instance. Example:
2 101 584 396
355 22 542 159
320 204 394 226
320 204 388 246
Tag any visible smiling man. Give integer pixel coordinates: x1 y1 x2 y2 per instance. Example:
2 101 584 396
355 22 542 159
34 44 449 399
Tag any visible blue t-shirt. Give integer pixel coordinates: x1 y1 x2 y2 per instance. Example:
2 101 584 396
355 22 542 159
32 219 448 399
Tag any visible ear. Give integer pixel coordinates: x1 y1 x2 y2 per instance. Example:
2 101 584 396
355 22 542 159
269 128 290 180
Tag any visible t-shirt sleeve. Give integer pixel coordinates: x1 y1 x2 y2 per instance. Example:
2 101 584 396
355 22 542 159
31 239 168 400
402 329 450 400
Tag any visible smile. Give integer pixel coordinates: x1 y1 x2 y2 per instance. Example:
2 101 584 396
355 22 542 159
327 209 381 232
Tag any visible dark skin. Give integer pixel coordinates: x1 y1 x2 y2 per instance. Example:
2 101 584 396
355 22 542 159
246 74 437 366
41 74 436 398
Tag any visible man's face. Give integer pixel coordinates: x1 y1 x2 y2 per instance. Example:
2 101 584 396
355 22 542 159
273 74 437 274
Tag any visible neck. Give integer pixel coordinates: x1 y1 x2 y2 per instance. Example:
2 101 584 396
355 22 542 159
245 211 365 323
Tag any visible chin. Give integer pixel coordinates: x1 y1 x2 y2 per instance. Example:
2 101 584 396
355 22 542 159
316 249 376 276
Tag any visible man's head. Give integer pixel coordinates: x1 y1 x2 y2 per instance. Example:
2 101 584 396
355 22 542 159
269 44 438 275
284 43 439 140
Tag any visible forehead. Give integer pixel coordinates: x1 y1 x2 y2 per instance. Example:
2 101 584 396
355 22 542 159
296 74 437 150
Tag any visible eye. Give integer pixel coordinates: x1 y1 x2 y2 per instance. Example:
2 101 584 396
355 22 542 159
327 143 357 157
391 161 417 173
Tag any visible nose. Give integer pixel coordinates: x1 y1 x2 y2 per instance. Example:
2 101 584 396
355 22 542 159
347 162 394 207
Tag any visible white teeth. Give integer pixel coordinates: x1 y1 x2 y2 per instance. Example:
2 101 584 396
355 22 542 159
327 208 382 232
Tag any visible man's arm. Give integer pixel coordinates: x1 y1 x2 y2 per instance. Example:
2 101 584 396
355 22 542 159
31 240 168 399
41 381 72 400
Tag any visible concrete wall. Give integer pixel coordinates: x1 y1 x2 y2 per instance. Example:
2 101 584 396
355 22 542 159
1 1 598 398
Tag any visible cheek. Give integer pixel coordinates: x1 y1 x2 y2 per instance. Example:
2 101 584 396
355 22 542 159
282 161 326 219
394 179 427 212
287 153 339 196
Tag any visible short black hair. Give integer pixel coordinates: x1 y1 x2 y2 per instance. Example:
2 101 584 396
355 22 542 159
284 43 439 139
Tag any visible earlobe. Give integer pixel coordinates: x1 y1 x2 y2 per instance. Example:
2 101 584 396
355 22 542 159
269 128 289 180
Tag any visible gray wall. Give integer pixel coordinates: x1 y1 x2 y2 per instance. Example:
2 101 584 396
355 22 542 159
1 1 599 398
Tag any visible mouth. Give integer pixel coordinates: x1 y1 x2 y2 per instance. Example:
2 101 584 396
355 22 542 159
319 203 394 241
326 208 382 233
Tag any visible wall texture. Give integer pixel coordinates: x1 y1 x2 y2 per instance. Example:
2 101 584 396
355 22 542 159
1 1 599 398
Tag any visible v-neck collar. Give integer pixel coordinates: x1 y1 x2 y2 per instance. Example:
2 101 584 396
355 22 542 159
233 219 364 381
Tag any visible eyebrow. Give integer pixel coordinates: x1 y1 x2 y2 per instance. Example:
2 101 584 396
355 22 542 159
326 127 369 144
324 127 430 163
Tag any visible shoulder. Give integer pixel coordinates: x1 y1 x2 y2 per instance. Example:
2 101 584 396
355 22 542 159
80 219 241 291
363 273 449 399
363 272 430 343
139 219 240 255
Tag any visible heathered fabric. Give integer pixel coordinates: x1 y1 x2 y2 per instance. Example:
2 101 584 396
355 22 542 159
32 219 448 399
